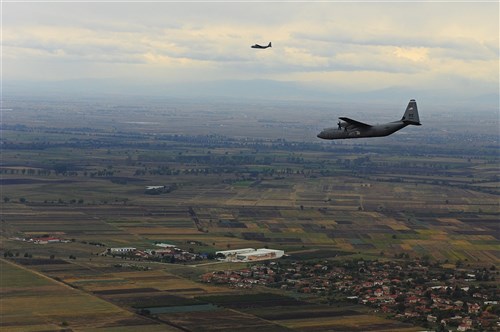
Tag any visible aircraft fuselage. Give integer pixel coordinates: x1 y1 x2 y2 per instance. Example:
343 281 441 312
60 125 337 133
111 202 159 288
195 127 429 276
317 121 408 140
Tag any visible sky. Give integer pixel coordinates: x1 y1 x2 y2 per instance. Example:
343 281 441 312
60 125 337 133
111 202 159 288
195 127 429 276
2 1 499 105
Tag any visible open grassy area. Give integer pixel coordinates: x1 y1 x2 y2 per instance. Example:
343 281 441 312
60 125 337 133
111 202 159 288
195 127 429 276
0 259 158 331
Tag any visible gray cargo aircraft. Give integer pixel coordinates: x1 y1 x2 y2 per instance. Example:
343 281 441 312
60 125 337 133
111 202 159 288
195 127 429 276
251 42 272 49
317 99 421 140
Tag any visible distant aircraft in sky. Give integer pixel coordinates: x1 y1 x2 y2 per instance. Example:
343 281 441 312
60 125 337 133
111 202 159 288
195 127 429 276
317 99 421 140
251 42 272 49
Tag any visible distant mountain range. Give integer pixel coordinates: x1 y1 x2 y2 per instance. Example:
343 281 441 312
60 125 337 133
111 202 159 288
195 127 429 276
4 79 499 109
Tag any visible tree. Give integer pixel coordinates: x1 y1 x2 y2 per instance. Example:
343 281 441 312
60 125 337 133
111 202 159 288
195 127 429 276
436 323 446 332
396 302 406 313
139 309 151 316
420 254 431 266
53 164 68 175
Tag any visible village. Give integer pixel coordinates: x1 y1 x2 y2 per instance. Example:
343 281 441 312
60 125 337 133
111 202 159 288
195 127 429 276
201 259 499 331
5 237 498 331
106 245 285 263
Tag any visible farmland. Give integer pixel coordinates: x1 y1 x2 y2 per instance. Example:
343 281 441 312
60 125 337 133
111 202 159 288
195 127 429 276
1 96 498 331
0 259 167 331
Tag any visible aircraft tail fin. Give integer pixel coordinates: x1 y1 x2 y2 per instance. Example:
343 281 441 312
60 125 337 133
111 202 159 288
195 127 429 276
268 42 272 48
401 99 421 125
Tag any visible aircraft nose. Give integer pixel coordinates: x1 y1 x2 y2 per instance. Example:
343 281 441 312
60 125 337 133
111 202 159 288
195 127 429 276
317 132 325 139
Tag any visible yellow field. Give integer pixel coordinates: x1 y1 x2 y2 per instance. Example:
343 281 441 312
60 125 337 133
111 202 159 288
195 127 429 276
61 267 226 296
0 259 139 330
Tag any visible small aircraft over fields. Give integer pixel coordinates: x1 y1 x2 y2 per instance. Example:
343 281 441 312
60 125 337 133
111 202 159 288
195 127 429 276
251 42 272 49
317 99 421 140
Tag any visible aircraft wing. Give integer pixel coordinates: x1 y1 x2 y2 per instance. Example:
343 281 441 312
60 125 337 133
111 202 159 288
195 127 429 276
339 117 372 128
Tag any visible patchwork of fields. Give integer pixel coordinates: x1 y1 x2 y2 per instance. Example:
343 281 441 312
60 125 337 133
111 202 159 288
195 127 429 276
1 100 498 330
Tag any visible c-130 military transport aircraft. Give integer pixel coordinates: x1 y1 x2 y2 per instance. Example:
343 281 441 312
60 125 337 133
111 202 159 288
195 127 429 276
317 99 421 140
251 42 272 49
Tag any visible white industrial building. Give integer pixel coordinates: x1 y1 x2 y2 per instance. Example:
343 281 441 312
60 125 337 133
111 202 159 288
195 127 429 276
155 243 176 248
216 248 284 262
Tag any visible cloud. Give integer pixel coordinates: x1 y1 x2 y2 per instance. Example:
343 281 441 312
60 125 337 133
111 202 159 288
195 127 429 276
3 1 498 100
393 47 428 62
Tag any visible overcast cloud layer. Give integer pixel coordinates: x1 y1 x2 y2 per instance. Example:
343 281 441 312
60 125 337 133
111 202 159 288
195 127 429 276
3 2 499 104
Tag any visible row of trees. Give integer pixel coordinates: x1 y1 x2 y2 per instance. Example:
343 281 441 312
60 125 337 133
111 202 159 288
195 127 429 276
3 197 85 204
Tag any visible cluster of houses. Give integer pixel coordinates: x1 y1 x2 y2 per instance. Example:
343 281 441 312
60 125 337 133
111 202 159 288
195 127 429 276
10 236 70 244
202 263 279 288
201 259 499 331
106 243 205 262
